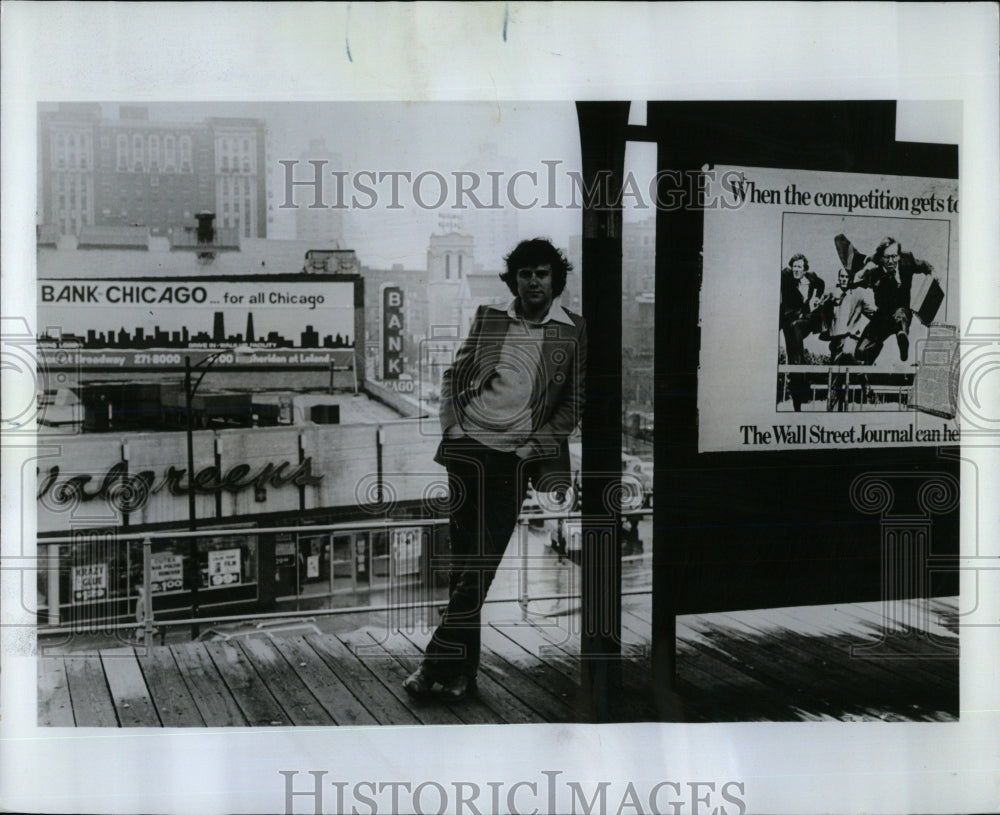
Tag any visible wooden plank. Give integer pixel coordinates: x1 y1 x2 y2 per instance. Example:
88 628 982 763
338 629 465 726
477 642 575 722
37 656 75 726
707 611 878 721
100 648 161 727
508 617 657 722
375 629 544 725
685 614 840 720
136 648 205 727
304 634 421 726
64 656 118 727
621 609 650 642
488 617 650 720
171 643 248 726
765 606 959 707
488 620 580 684
770 605 959 678
270 636 378 727
672 628 795 722
238 637 336 726
203 640 289 726
480 626 580 710
624 596 653 624
826 600 961 654
697 610 956 722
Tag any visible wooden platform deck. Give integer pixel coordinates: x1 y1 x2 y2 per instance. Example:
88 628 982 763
38 594 959 726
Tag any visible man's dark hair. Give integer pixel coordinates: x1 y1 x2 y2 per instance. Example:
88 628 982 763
873 236 901 263
500 238 572 297
787 253 809 271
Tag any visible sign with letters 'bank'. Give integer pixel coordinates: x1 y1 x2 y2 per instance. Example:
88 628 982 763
382 285 404 379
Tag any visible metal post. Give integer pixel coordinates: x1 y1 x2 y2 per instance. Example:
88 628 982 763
375 426 384 504
142 537 154 648
518 520 529 620
184 355 200 638
47 542 60 626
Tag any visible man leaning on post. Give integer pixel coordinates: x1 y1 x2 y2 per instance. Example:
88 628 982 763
403 238 587 701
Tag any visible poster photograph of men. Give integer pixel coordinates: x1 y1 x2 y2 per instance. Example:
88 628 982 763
778 213 952 412
700 165 959 452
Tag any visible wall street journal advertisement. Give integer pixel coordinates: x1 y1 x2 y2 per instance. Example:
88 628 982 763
699 165 959 452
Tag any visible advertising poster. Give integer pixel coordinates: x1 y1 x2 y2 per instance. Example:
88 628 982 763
149 552 184 594
37 277 357 371
71 563 107 602
700 166 960 452
207 548 241 587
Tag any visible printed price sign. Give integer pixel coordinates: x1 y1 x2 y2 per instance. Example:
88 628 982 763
150 553 185 594
72 563 108 602
207 548 242 587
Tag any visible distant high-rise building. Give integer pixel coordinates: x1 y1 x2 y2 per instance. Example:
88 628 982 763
212 312 225 342
245 312 255 343
38 103 268 240
294 138 345 246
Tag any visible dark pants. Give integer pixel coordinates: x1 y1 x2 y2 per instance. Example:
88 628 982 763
423 437 527 680
782 309 824 410
856 306 909 364
828 338 859 411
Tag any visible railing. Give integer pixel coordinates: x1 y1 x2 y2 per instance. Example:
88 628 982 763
514 508 654 619
37 508 655 648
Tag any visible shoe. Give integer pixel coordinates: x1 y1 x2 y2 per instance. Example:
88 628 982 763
403 665 437 698
897 332 909 362
441 674 477 700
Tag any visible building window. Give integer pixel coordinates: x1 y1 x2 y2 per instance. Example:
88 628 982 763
445 254 451 280
132 134 146 173
164 135 175 170
149 135 160 171
458 253 463 278
117 134 128 171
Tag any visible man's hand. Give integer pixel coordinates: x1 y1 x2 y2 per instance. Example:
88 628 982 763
444 425 464 440
514 444 535 459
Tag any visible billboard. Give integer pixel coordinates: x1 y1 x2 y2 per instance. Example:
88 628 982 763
37 275 359 371
699 166 959 452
